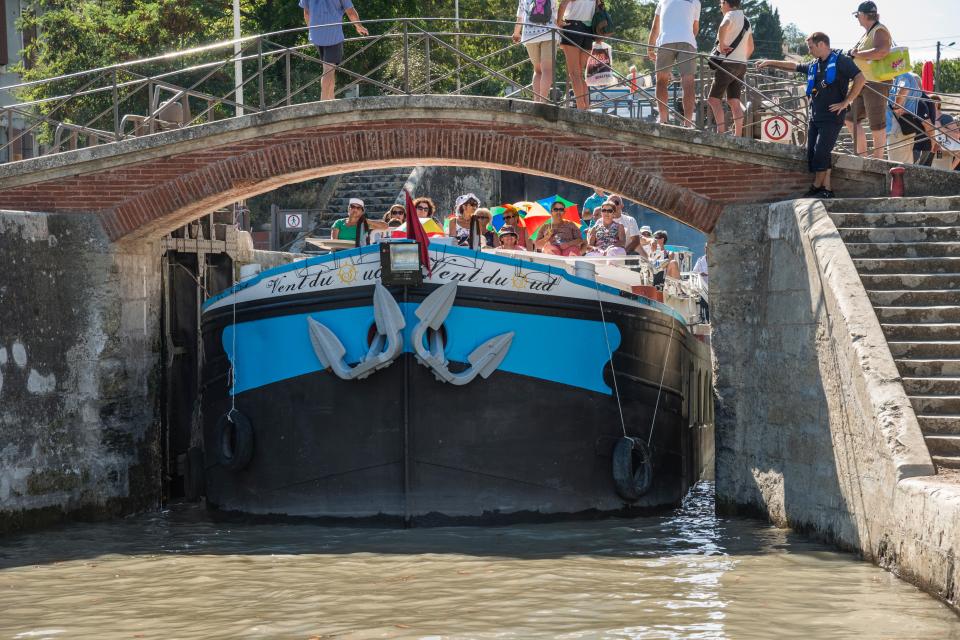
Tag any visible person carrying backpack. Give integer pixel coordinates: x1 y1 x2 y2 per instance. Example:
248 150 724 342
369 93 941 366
513 0 560 103
706 0 754 136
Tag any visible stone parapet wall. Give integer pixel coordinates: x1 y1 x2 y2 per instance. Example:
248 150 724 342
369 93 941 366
712 199 959 608
0 210 161 533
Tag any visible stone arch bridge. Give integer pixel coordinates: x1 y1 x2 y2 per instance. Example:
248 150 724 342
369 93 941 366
0 96 949 243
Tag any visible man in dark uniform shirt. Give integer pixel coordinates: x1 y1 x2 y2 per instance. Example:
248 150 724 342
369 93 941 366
758 32 866 198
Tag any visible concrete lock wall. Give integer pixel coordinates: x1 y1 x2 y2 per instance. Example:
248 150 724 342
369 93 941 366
0 210 161 532
712 199 960 606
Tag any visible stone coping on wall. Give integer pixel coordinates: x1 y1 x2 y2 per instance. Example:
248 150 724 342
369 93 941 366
1 95 956 195
793 198 935 481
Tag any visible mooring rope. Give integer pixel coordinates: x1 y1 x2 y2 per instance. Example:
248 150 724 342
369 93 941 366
647 324 674 447
593 277 627 438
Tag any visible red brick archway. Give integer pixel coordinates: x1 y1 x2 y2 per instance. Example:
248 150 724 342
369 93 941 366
0 97 878 242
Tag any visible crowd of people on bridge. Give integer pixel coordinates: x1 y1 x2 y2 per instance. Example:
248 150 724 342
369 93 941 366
301 0 960 201
328 190 687 287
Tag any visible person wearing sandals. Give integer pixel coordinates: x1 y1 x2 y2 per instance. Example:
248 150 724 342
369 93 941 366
557 0 596 110
707 0 754 136
513 0 559 103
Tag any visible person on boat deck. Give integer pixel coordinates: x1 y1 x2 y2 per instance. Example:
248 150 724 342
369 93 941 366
637 225 656 258
473 207 497 247
651 229 681 287
536 199 583 256
585 202 627 257
579 207 594 240
449 193 481 246
383 204 406 224
412 196 437 220
331 198 389 241
606 194 641 255
497 225 527 251
500 205 534 250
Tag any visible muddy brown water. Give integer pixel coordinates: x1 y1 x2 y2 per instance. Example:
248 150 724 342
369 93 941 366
0 483 957 639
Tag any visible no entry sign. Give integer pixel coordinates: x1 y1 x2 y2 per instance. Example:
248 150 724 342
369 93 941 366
762 116 791 143
284 213 303 230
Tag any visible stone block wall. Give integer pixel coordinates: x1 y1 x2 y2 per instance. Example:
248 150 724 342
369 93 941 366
0 210 161 533
711 199 960 606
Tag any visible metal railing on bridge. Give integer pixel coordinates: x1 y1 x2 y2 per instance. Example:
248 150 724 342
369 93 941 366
0 18 954 166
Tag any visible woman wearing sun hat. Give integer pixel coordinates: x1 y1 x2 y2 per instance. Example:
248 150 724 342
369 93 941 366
448 193 481 247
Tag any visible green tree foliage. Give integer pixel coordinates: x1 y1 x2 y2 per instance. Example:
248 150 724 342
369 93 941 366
695 0 783 59
781 22 807 58
912 59 960 95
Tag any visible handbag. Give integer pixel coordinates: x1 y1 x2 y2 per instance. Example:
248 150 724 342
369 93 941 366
591 0 615 37
709 17 750 72
870 46 911 82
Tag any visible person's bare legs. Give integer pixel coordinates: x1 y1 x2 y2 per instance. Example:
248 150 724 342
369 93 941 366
560 46 590 110
680 73 695 126
655 71 672 124
871 128 887 160
530 61 544 102
729 98 744 137
321 62 336 101
708 97 726 133
539 45 555 103
846 120 867 155
812 169 832 190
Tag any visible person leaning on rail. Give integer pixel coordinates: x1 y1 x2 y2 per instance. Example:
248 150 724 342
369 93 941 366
758 33 866 199
300 0 369 102
647 0 702 127
844 1 893 160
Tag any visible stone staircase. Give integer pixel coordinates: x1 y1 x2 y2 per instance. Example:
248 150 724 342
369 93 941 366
320 167 414 233
829 205 960 471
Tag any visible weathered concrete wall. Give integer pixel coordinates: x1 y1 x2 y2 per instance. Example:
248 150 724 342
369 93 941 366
712 199 960 607
406 166 501 215
0 210 161 533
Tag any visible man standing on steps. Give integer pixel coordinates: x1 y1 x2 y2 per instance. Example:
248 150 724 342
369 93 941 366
300 0 369 101
845 1 893 160
648 0 701 127
759 33 865 199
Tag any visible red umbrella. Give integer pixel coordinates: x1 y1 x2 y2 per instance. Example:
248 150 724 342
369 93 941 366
922 61 935 93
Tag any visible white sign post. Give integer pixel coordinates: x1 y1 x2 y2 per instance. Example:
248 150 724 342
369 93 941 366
284 213 303 230
761 115 792 144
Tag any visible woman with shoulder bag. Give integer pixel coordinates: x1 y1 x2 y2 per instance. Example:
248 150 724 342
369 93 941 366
707 0 753 136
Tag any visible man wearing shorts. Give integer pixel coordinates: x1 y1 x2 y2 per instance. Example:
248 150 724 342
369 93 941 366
845 2 892 159
647 0 701 127
300 0 369 101
707 0 753 137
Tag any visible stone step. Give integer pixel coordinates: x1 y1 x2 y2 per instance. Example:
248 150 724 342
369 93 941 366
888 341 960 358
859 273 960 290
831 211 960 227
868 290 960 306
881 323 960 341
844 242 960 258
903 377 960 395
838 226 960 243
919 414 960 434
897 359 960 377
875 306 960 323
933 455 960 470
853 257 960 274
926 435 960 457
909 395 960 414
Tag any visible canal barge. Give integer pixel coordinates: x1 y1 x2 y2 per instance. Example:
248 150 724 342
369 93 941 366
198 241 713 524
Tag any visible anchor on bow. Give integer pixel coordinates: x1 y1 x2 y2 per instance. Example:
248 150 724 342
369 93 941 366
308 282 405 381
411 281 514 386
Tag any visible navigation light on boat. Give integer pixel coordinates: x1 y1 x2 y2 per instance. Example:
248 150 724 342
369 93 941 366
380 239 423 286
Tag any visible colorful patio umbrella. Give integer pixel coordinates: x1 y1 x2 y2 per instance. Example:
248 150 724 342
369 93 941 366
490 204 527 231
390 217 445 238
536 195 582 225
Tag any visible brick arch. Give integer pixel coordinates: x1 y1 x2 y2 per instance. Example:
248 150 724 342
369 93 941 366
0 96 880 242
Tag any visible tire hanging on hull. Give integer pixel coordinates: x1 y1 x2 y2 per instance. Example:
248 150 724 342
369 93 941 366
612 437 653 501
216 409 254 471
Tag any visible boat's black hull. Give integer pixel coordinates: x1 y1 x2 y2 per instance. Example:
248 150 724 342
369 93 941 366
200 280 714 524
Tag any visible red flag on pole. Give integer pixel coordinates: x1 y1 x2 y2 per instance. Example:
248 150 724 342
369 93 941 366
404 190 432 276
922 61 935 93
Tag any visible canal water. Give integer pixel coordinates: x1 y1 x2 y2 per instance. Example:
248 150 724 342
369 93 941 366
1 483 957 639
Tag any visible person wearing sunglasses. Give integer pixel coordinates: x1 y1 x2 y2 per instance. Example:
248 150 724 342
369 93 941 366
473 208 497 247
383 204 406 224
536 201 583 256
585 204 626 257
331 197 388 242
449 193 481 247
500 207 534 250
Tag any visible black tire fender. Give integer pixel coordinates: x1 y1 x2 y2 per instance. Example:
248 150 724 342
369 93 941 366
217 410 254 472
612 437 653 502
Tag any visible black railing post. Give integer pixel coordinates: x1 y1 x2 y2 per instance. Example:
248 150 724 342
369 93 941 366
112 68 120 139
285 50 292 106
425 35 431 93
403 22 410 95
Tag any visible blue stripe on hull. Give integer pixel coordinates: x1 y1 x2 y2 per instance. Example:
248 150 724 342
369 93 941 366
223 304 621 396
